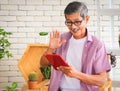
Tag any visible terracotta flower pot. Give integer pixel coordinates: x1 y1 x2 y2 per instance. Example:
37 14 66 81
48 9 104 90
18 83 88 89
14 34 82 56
28 81 38 89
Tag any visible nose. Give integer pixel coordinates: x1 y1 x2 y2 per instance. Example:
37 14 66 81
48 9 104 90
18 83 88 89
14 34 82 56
71 23 77 28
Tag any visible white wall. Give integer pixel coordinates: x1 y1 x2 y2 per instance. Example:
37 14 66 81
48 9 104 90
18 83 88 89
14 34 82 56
0 0 120 90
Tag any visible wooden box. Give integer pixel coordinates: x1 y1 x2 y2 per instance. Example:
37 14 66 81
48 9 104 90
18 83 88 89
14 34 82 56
18 44 49 90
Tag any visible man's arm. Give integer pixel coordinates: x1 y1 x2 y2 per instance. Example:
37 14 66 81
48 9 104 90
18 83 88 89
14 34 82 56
40 48 55 67
58 65 107 87
75 71 107 87
40 30 66 67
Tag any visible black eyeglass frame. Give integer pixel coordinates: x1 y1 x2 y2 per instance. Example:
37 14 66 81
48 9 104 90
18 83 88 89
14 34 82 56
65 20 83 26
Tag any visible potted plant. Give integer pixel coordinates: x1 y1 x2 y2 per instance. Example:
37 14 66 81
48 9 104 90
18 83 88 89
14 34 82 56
40 65 51 80
0 28 13 60
3 82 18 91
39 31 49 44
28 71 38 89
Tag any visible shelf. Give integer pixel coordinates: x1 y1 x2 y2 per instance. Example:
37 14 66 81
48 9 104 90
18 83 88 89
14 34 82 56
98 9 120 16
18 44 48 83
97 0 120 49
107 49 120 56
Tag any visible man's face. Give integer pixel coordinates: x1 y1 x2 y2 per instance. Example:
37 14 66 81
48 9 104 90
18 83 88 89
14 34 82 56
65 12 89 39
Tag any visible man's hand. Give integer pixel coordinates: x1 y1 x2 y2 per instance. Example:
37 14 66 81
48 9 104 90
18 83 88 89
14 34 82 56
49 30 66 50
57 65 79 78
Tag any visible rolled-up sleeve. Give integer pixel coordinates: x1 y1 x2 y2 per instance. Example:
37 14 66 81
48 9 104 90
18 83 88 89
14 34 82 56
93 42 111 73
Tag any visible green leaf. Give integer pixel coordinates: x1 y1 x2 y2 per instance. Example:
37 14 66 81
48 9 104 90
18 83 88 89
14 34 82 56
14 90 18 91
11 82 17 89
40 65 51 79
0 28 13 60
39 32 48 36
5 86 11 91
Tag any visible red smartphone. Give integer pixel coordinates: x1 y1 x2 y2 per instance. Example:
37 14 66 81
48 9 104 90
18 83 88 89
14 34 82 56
45 54 69 70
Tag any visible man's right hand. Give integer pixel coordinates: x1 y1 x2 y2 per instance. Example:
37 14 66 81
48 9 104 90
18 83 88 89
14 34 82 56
49 30 66 50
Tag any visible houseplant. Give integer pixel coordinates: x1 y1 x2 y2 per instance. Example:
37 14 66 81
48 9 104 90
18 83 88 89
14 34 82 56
39 31 49 44
28 71 38 89
3 82 18 91
0 28 13 60
40 65 51 79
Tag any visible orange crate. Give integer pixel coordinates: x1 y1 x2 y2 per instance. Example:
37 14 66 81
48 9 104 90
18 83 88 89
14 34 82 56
18 44 49 84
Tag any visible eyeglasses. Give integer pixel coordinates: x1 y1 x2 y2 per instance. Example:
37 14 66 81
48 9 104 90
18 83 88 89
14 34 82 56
65 20 83 26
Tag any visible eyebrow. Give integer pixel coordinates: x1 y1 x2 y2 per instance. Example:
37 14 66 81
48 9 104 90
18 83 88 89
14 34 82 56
66 19 82 21
65 17 82 20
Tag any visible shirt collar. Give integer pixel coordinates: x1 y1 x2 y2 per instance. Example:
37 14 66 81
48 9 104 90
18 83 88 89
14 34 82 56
66 28 93 42
86 29 93 42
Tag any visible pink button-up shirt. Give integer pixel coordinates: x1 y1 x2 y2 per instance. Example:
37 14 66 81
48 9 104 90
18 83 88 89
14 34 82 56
48 31 111 91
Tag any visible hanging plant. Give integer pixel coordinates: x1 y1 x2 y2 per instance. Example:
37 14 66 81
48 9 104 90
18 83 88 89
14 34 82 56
39 31 49 44
0 28 13 60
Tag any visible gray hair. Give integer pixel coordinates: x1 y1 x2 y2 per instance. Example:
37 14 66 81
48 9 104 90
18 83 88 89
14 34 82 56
64 1 88 19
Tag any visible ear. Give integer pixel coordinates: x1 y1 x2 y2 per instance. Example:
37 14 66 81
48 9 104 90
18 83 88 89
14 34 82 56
85 16 90 24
